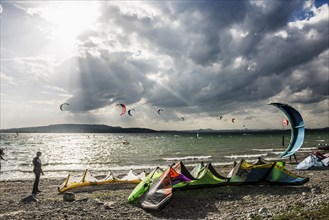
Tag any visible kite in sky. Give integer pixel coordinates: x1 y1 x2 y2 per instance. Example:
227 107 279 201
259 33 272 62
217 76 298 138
116 104 126 116
158 109 164 115
60 103 69 111
269 103 305 158
128 109 135 116
283 119 289 126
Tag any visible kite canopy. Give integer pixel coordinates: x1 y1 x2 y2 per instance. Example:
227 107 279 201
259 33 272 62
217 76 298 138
60 103 69 111
269 103 305 158
157 109 164 115
116 104 126 116
283 119 289 126
128 109 135 116
129 160 309 210
58 169 146 193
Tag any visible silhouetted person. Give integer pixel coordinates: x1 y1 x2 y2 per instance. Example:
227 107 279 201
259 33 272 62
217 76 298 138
32 151 44 195
0 149 7 171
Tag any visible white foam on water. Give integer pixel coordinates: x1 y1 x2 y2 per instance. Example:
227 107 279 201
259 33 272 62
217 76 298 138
224 153 267 159
162 155 212 161
263 157 281 161
211 161 235 166
271 151 283 155
252 148 275 152
300 147 317 151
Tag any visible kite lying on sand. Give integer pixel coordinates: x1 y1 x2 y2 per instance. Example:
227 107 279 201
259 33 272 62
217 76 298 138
58 169 145 193
128 159 309 211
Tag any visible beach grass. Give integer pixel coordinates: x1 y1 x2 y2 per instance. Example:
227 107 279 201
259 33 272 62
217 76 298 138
273 202 329 220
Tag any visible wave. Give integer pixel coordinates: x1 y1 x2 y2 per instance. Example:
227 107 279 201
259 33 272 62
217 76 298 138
162 156 212 161
43 161 116 166
300 147 317 151
252 148 274 152
0 169 32 173
211 161 235 166
262 157 281 161
224 153 267 159
270 151 283 155
298 150 314 153
0 164 163 181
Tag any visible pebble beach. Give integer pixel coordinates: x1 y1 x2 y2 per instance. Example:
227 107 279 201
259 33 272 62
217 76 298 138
0 162 328 220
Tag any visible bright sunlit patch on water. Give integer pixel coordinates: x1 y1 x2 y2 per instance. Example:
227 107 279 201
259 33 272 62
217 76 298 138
0 131 328 181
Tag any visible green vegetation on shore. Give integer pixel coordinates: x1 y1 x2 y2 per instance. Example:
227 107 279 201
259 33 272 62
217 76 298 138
1 123 328 134
273 202 329 220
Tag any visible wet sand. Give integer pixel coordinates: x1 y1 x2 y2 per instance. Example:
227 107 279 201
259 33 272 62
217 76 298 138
0 162 328 220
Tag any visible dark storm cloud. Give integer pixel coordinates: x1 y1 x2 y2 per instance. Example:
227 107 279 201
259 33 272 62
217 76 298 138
60 0 328 115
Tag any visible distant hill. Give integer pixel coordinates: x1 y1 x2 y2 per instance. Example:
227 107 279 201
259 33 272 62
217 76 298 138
1 124 328 134
0 124 156 133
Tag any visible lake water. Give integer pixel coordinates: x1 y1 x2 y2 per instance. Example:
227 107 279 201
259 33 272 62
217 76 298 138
0 131 327 181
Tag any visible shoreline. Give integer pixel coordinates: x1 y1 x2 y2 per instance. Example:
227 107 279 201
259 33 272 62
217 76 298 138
1 163 328 219
0 153 312 182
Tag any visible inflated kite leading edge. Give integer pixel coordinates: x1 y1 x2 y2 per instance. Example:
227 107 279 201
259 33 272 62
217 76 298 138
269 103 305 158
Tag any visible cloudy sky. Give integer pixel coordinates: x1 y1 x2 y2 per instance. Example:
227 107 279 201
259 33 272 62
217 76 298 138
1 0 328 130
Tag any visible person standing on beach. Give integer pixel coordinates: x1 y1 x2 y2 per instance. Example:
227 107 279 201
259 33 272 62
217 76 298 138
0 148 7 171
32 151 44 195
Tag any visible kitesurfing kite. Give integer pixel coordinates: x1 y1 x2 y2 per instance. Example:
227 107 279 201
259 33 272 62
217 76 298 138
269 103 305 158
60 103 69 111
283 119 289 126
128 160 309 211
157 109 164 115
128 109 135 116
117 104 127 116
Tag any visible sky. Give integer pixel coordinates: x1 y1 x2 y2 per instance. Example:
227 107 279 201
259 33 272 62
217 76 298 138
0 0 328 131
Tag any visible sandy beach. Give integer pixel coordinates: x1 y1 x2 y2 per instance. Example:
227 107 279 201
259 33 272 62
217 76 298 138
0 162 328 220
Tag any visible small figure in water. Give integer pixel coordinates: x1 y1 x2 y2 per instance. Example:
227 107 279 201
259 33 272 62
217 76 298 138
122 140 130 145
32 151 44 195
0 148 7 171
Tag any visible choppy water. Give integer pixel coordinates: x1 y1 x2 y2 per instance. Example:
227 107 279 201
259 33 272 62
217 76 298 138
0 131 328 181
